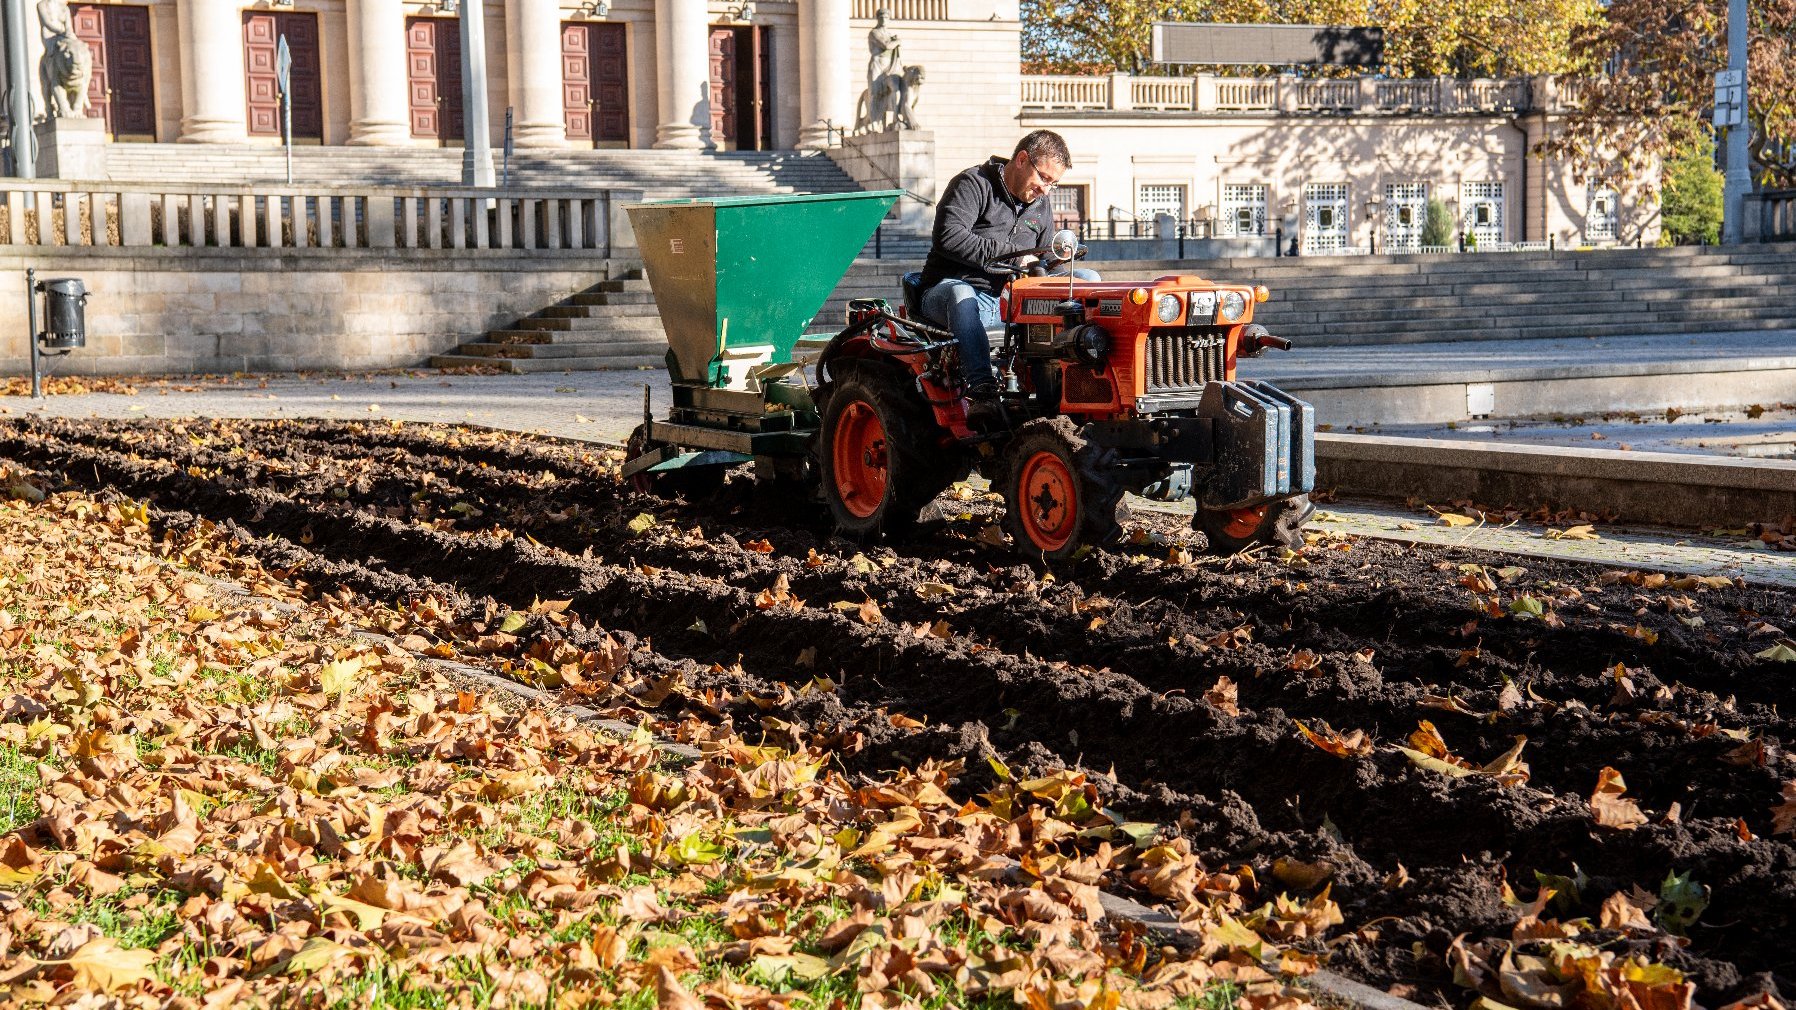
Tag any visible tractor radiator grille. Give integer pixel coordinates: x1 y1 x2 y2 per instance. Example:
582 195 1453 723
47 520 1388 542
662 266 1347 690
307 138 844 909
1145 329 1227 392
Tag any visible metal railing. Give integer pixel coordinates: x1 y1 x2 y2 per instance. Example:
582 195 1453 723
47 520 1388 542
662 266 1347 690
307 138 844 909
0 180 623 253
1022 73 1557 115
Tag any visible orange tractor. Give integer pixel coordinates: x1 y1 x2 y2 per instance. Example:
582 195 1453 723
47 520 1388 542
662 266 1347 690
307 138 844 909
620 192 1314 559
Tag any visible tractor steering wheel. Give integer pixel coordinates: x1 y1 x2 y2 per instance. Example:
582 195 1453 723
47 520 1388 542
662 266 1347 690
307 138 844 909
982 228 1086 277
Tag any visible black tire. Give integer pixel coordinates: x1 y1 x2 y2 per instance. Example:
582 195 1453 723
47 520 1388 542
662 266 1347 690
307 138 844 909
999 417 1124 562
816 361 960 541
1195 493 1315 554
624 423 726 502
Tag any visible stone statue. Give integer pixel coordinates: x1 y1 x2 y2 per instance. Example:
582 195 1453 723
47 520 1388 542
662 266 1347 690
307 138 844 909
854 64 925 134
37 0 92 119
866 8 900 94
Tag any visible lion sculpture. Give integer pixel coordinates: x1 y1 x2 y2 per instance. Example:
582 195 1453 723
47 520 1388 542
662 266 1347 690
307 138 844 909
854 64 924 135
40 31 92 118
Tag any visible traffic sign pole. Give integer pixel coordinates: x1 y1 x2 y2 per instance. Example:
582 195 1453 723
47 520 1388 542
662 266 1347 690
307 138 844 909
1720 0 1750 244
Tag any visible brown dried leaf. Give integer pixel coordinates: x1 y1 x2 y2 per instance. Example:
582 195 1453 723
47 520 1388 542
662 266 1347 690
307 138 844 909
1590 766 1648 830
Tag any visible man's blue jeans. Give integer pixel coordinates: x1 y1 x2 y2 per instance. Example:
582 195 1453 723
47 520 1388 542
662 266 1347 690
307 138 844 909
921 268 1100 390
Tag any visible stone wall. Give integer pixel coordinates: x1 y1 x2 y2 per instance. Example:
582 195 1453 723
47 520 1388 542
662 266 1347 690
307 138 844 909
0 249 620 375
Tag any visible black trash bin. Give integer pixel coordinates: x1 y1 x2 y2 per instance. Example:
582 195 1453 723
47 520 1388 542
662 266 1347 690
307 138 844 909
38 277 88 350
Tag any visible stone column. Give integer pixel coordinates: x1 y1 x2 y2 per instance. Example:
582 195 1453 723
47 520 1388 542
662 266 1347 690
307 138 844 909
797 0 849 149
176 0 249 142
653 0 708 149
505 0 566 147
346 0 410 145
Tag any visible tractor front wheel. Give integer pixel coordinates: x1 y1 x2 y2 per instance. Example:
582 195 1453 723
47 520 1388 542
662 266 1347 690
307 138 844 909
1196 494 1314 554
624 424 725 501
817 364 947 541
1000 418 1124 562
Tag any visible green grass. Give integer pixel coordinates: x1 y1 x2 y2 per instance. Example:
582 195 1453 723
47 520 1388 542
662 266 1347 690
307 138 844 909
34 886 183 949
0 744 42 835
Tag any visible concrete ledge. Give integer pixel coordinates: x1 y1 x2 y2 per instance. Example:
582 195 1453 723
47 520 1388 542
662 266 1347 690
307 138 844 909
1318 433 1796 527
1286 367 1796 426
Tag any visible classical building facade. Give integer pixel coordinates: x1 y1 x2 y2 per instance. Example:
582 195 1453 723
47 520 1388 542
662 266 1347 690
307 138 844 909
0 0 1015 171
1 0 1653 251
1022 74 1656 252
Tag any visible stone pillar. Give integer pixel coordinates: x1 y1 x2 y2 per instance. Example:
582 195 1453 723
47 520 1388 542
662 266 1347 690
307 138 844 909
346 0 410 145
796 0 849 149
505 0 567 147
176 0 249 142
653 0 707 149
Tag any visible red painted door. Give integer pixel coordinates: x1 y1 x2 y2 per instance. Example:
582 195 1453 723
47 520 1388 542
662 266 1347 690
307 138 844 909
243 12 322 140
70 4 155 140
708 26 768 151
561 23 627 147
406 17 462 141
708 27 737 149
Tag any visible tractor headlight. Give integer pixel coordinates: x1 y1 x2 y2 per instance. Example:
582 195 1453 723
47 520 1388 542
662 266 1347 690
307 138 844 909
1154 293 1183 324
1071 323 1110 369
1218 290 1248 322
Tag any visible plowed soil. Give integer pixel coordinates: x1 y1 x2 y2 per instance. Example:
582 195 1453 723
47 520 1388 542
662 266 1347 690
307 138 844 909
2 416 1793 1006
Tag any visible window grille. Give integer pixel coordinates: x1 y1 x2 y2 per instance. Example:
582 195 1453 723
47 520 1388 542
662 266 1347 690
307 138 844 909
1220 183 1267 237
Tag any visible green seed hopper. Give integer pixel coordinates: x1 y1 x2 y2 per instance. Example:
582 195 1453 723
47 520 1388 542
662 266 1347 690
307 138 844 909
627 190 901 386
620 190 902 484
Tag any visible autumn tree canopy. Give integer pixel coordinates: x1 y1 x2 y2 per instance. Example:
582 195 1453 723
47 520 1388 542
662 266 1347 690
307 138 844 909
1020 0 1604 78
1553 0 1796 188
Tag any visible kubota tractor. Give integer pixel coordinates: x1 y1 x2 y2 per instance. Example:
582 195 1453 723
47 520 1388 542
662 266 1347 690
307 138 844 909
619 191 1315 560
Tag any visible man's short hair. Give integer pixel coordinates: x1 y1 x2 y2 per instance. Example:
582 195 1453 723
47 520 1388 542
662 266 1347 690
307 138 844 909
1014 130 1071 169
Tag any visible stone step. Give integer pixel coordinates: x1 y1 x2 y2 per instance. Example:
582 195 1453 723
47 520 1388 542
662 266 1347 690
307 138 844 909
517 315 663 333
570 291 658 306
592 278 653 292
451 339 668 359
540 303 662 319
429 352 665 372
486 327 666 345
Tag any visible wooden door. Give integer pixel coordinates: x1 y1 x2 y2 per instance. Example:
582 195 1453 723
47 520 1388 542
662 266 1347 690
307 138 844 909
406 17 463 141
707 27 737 149
561 23 627 147
708 26 769 151
70 4 156 140
243 11 322 140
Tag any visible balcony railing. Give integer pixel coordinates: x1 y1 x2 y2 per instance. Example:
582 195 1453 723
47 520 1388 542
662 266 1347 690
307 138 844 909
1021 73 1568 115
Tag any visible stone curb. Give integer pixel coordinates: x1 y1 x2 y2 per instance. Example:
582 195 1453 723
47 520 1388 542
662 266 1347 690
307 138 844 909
1318 433 1796 528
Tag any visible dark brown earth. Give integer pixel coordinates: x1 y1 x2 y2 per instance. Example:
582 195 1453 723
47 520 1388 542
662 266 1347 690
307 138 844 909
2 416 1793 1006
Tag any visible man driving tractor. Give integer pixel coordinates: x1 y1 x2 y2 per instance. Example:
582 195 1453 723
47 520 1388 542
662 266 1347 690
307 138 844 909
919 129 1098 429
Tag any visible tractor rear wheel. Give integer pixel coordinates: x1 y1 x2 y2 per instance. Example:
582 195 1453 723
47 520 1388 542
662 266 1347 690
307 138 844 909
1000 418 1124 562
817 363 954 541
624 423 726 502
1196 494 1314 554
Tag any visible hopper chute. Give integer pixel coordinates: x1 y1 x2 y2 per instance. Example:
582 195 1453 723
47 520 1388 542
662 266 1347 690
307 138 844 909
626 190 902 386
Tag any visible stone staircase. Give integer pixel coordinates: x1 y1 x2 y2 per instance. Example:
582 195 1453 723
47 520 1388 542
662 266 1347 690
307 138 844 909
101 145 862 199
822 245 1796 347
429 269 667 372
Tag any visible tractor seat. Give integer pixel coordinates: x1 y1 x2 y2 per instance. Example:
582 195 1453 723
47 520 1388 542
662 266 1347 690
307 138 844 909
901 272 932 323
901 271 1004 343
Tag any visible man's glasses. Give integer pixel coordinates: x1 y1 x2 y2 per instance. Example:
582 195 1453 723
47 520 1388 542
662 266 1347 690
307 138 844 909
1023 154 1064 192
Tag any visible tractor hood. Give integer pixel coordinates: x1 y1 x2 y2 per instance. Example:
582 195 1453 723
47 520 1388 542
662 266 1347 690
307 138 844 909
627 191 900 386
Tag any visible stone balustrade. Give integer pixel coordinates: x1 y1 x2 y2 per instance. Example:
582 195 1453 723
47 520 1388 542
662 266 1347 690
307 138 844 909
850 0 950 19
0 182 636 255
1022 73 1568 115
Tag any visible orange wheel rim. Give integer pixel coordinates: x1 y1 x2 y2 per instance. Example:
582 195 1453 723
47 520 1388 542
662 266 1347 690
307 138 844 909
1018 450 1078 551
832 400 888 519
1221 505 1269 538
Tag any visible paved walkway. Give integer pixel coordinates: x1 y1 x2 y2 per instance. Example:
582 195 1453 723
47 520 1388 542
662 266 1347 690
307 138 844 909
6 362 1794 588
